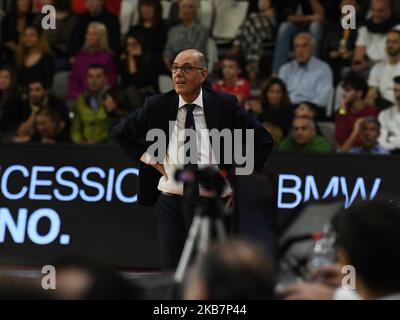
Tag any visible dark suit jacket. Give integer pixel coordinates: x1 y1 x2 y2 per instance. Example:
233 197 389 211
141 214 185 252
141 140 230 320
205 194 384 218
110 87 274 206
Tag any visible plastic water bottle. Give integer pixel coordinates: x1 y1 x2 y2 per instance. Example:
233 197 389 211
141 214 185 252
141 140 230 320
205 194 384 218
306 224 337 280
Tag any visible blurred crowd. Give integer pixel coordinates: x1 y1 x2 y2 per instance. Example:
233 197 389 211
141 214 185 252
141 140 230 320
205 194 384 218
0 0 399 156
1 199 400 300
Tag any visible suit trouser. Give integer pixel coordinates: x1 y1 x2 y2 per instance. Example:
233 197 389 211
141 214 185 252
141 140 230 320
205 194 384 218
153 193 192 271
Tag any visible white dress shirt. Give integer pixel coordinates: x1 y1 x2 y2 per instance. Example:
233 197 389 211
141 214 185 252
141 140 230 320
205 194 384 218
378 105 400 151
141 89 232 197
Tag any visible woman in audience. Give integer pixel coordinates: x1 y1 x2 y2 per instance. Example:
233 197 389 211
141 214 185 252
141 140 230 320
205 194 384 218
1 0 35 63
68 22 117 100
129 0 168 57
163 0 208 68
30 108 71 144
258 77 293 137
120 32 163 95
34 0 77 71
16 24 55 91
0 66 25 142
230 0 277 81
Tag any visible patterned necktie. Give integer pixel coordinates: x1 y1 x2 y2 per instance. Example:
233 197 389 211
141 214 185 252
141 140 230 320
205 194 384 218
183 104 199 199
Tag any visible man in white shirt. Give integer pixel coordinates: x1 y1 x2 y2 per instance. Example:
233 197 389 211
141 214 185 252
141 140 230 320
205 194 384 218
367 29 400 108
352 0 400 73
378 76 400 153
111 49 273 270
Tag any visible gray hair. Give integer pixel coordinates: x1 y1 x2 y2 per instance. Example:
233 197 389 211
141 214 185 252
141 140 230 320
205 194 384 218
294 32 316 49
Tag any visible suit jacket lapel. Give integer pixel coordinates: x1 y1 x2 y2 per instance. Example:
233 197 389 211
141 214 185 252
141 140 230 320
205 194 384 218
203 88 219 132
164 91 179 146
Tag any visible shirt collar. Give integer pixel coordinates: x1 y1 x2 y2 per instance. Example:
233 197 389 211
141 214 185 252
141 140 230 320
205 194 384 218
295 56 315 69
179 88 204 109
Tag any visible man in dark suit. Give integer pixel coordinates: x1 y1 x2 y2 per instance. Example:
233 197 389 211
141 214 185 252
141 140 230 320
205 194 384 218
111 49 274 271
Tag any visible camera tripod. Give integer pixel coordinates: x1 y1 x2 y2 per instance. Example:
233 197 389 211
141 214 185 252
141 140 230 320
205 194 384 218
174 197 228 283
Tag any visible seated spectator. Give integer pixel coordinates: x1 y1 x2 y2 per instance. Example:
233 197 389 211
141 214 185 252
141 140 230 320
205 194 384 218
120 32 163 96
282 200 400 300
262 122 283 147
257 77 293 137
183 239 275 300
30 108 71 144
163 0 208 68
349 117 389 155
294 101 323 135
326 0 360 85
34 0 77 71
71 64 110 144
335 74 379 152
68 22 117 100
0 66 25 142
13 79 70 143
279 116 331 153
1 0 36 63
366 29 400 109
351 0 400 77
229 0 277 81
378 76 400 153
278 33 333 117
16 25 55 90
69 0 121 56
104 87 138 127
129 0 168 57
212 56 250 106
272 0 325 74
167 0 182 27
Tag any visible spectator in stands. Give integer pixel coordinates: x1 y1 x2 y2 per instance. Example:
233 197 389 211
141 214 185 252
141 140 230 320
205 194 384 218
212 55 250 106
104 87 138 128
349 117 389 155
257 77 293 137
282 200 400 300
326 0 360 85
34 0 77 71
183 239 275 300
0 66 25 142
30 108 71 144
68 22 117 100
129 0 168 57
366 29 400 109
279 116 331 153
168 0 182 27
229 0 277 81
16 25 55 90
378 76 400 154
294 101 323 135
120 32 162 96
71 64 110 144
278 33 333 117
1 0 35 63
163 0 208 68
69 0 121 56
272 0 325 74
13 79 70 143
351 0 400 77
336 74 379 152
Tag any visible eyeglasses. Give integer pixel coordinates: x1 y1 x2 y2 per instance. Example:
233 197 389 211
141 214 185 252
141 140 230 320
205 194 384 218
171 64 204 74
